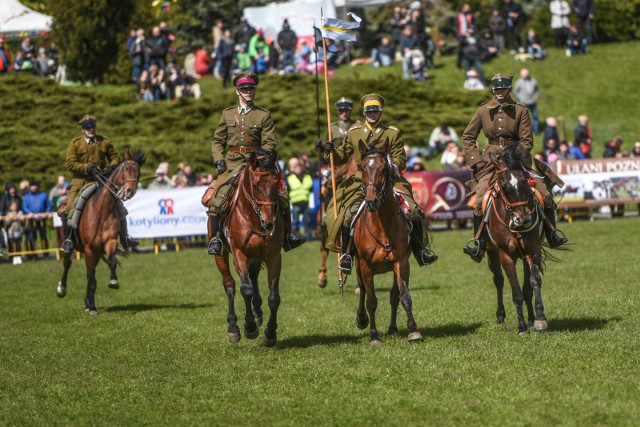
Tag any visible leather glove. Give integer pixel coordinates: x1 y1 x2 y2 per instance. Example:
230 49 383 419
215 160 227 174
87 163 99 175
473 161 487 172
314 138 323 151
322 140 334 152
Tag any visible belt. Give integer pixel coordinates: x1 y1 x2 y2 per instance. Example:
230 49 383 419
229 146 257 154
488 137 518 146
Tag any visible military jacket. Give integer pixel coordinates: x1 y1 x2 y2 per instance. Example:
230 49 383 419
462 96 533 169
211 105 276 169
66 135 120 180
328 119 361 146
328 122 406 171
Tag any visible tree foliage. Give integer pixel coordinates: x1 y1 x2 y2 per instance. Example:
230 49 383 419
48 0 136 82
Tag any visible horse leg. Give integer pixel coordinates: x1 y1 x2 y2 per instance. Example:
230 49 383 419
249 263 263 327
57 252 72 298
523 262 535 326
528 260 547 331
236 256 259 340
360 263 380 344
263 254 282 347
107 255 119 289
487 249 506 324
215 252 240 343
355 266 369 330
84 249 100 315
499 251 527 334
388 275 399 336
396 260 422 342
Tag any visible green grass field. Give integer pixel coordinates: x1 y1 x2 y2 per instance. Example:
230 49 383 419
1 217 639 426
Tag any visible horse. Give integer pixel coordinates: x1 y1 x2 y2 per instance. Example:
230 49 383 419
484 143 549 334
56 149 145 314
352 140 422 344
211 149 284 346
316 157 357 288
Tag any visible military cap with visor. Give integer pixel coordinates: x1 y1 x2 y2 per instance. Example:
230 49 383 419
233 72 259 89
489 73 513 89
361 93 384 112
336 97 354 110
78 115 97 129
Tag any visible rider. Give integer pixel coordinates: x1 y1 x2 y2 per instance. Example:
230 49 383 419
461 73 568 263
206 72 305 255
61 115 137 253
322 93 438 274
328 97 361 147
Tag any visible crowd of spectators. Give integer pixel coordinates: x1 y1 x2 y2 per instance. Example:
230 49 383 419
0 35 59 78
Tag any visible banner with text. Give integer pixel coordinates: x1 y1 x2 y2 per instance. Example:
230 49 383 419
553 158 640 206
405 169 474 221
123 187 209 238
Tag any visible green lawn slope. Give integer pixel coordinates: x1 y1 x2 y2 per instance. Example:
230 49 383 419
0 41 638 185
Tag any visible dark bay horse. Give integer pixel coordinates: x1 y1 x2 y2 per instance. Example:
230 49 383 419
57 149 145 314
352 140 422 344
212 149 283 346
485 144 548 334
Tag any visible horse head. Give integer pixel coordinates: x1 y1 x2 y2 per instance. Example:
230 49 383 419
359 138 391 212
490 144 537 231
247 148 279 233
107 148 145 201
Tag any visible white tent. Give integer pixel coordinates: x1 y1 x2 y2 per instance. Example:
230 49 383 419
0 0 52 34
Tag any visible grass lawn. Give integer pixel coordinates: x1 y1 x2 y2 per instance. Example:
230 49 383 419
1 216 639 426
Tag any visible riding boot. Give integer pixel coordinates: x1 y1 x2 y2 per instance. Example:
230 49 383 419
283 204 305 252
118 217 139 251
409 219 438 266
207 214 223 255
61 214 74 254
543 205 568 248
339 225 354 274
463 215 487 263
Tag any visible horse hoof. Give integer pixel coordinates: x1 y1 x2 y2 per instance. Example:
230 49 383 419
263 334 277 347
317 278 327 288
407 332 423 342
355 316 369 330
228 332 241 343
517 330 528 336
56 284 66 298
87 309 98 316
533 320 548 331
108 280 119 290
370 339 382 345
244 326 259 340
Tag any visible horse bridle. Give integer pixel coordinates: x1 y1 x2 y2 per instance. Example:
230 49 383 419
361 151 392 205
242 165 279 235
494 166 539 233
94 160 140 201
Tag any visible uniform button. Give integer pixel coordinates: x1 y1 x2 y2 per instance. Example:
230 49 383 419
499 127 502 130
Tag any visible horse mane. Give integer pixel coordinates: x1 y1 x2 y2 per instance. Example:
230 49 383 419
131 150 146 167
499 143 528 170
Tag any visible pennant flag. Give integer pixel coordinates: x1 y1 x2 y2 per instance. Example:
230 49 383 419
320 12 362 42
312 26 323 51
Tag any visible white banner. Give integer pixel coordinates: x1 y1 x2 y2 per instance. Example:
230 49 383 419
123 187 209 238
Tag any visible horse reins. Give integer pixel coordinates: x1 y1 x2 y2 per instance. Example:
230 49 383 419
242 161 278 235
93 161 139 200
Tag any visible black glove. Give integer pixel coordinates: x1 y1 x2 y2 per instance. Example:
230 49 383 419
315 138 323 151
322 140 334 152
215 160 227 174
87 163 100 175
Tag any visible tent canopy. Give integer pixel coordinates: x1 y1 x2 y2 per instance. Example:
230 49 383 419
0 0 52 34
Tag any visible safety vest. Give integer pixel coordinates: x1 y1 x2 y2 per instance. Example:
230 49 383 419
287 173 313 204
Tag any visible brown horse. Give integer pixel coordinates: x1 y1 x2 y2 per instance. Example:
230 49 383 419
212 149 283 346
57 149 145 314
352 140 422 344
316 157 357 288
485 143 548 334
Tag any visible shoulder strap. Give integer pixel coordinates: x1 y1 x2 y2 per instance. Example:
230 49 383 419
232 108 255 146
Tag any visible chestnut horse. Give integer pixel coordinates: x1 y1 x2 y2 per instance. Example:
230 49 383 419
316 157 357 288
57 149 145 314
353 140 422 344
212 149 283 346
485 144 548 334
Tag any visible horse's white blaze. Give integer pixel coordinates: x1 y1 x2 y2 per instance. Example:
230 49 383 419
509 173 519 195
367 158 376 169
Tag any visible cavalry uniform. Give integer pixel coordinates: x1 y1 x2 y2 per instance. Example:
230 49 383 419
462 74 567 262
323 93 437 273
206 72 304 255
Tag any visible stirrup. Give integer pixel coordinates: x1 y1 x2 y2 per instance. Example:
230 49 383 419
462 239 485 263
283 233 305 252
61 238 74 254
339 253 353 274
548 229 568 249
416 248 438 266
207 237 223 255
